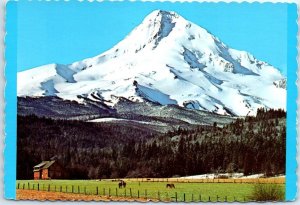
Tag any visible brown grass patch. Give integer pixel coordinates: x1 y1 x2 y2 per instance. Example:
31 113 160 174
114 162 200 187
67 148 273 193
16 189 155 202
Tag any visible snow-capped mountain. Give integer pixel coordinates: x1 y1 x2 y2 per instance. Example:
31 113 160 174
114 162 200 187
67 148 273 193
18 10 286 116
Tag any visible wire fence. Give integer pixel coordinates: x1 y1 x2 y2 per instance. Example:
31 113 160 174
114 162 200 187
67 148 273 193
16 177 284 202
16 182 251 202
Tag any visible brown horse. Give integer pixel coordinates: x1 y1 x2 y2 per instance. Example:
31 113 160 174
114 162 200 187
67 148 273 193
166 183 175 189
118 180 126 188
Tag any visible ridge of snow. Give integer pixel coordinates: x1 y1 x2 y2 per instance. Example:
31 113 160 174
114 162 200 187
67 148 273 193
17 10 286 116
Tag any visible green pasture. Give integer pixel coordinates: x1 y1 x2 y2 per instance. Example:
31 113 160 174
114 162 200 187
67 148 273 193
16 180 285 202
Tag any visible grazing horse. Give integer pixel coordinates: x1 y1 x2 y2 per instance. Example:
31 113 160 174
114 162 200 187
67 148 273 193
118 180 126 188
166 183 175 189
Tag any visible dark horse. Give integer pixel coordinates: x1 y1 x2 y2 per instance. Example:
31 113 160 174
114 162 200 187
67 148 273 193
166 183 175 189
118 180 126 188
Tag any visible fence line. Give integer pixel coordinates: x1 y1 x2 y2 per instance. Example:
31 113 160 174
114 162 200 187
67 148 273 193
16 182 252 202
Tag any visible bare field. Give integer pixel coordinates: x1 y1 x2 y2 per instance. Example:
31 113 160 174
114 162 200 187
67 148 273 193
16 190 151 202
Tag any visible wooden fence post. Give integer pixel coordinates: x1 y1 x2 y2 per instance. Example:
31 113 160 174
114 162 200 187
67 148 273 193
38 183 39 191
23 184 25 190
109 188 111 197
145 189 147 199
192 193 194 202
48 184 50 192
103 188 105 196
130 188 132 198
116 188 118 197
208 196 211 202
138 190 139 198
199 194 201 202
184 193 186 202
96 187 98 195
17 183 19 189
175 192 177 202
28 182 29 190
78 186 80 194
125 189 126 197
225 196 227 202
217 195 219 202
84 186 86 195
60 185 62 192
158 191 160 201
72 185 74 193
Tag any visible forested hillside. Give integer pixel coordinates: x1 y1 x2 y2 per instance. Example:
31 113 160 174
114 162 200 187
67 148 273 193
17 109 286 179
17 115 158 179
128 108 286 177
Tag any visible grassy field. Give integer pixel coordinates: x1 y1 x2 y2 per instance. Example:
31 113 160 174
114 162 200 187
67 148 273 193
16 179 285 202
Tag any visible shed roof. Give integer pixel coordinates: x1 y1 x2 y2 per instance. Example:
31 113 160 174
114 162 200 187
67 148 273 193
34 161 47 168
43 161 55 169
33 161 55 169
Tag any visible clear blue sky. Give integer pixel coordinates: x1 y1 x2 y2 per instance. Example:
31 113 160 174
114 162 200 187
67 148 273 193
16 1 287 74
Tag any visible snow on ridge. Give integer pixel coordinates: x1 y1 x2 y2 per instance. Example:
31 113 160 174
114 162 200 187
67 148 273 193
180 173 285 179
17 10 286 116
88 117 159 126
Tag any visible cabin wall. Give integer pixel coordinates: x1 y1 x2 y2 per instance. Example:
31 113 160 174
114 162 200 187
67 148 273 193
33 171 40 180
33 162 65 180
42 169 48 179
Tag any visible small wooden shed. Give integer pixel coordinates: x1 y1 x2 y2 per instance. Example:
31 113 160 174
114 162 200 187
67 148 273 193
33 160 63 180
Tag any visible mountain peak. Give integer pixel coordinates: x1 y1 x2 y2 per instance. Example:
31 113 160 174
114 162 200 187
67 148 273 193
135 10 188 49
18 10 286 116
144 10 185 29
147 10 180 20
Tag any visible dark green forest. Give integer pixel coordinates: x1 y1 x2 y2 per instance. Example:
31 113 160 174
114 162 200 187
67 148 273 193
17 108 286 179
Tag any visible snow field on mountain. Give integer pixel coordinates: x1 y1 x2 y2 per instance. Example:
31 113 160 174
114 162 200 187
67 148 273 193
17 10 286 116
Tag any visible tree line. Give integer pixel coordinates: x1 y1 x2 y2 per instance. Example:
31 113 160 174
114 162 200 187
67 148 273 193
17 109 286 179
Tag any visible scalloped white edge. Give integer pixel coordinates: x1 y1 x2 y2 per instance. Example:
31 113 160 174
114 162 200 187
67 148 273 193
0 0 299 204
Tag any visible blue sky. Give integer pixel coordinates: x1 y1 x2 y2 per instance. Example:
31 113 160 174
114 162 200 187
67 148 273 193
16 1 288 74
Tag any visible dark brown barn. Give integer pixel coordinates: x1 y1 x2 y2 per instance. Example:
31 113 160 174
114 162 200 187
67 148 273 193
33 160 64 180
